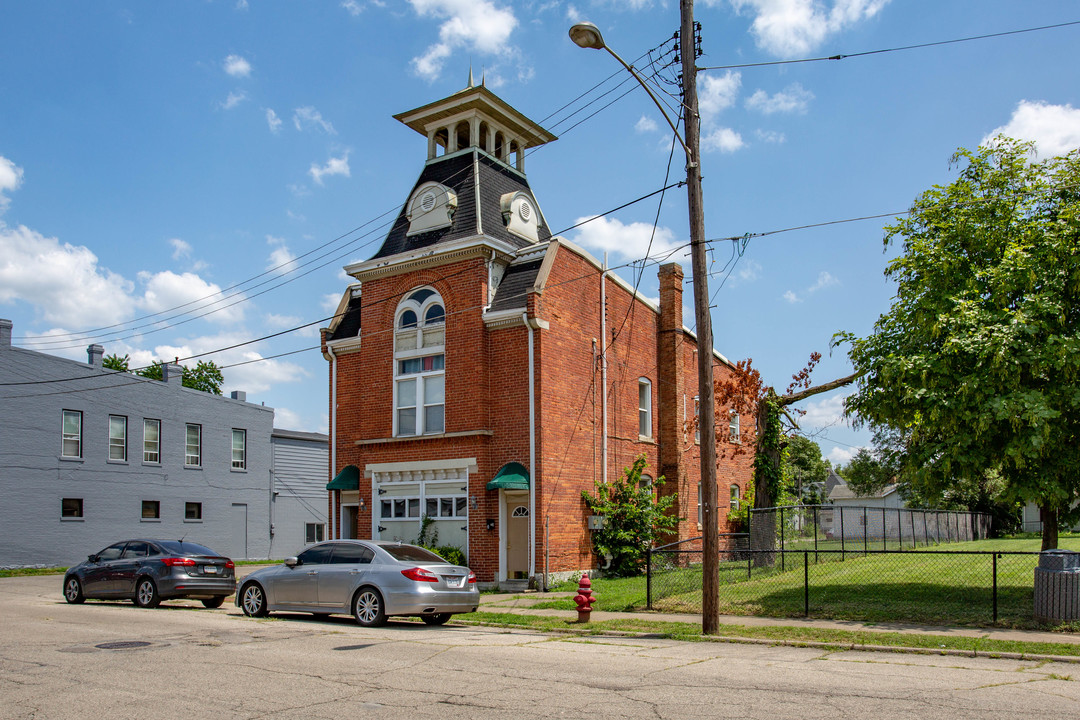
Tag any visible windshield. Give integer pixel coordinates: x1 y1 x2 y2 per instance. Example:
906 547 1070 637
379 544 448 564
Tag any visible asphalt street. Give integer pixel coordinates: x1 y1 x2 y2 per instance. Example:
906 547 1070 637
2 574 1079 719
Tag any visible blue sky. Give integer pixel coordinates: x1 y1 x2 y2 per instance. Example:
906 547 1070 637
2 1 1079 467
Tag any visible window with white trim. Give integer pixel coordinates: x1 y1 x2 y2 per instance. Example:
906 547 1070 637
306 523 325 544
185 423 202 467
729 409 741 443
108 415 127 461
143 419 160 463
638 378 652 439
394 288 446 436
425 495 468 518
381 496 421 519
231 429 246 470
61 410 82 458
730 484 741 510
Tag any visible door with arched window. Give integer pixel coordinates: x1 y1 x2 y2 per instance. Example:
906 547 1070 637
505 499 529 580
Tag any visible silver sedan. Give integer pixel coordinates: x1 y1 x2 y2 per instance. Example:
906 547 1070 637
236 540 479 626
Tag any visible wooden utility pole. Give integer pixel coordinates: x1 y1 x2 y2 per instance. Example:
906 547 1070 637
679 0 719 634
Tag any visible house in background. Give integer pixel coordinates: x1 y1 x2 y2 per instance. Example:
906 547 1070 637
321 79 755 586
0 318 327 567
270 428 329 557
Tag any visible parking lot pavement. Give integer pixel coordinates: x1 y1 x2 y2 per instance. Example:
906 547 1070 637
4 574 1080 719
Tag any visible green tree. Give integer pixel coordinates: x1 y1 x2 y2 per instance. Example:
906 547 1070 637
120 359 225 395
840 138 1080 550
102 353 131 371
784 435 831 503
581 455 680 577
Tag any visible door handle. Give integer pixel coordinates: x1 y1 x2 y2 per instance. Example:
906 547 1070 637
349 570 361 575
307 571 319 576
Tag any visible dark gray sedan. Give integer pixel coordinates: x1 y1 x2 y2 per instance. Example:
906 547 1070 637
63 539 236 609
237 540 479 626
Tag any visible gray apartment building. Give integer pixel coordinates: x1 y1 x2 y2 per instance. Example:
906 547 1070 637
0 318 327 568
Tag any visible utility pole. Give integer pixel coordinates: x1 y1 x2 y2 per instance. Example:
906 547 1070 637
679 0 719 634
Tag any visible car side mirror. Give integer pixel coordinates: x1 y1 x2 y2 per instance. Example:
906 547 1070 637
88 554 99 563
284 556 299 568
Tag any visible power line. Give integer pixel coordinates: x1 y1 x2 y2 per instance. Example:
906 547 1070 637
699 20 1080 71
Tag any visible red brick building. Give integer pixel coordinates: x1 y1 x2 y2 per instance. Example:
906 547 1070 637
321 80 753 586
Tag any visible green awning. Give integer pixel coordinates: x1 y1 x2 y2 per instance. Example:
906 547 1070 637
326 464 359 491
487 462 529 491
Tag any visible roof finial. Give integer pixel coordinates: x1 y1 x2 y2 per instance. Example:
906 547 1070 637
481 67 486 87
468 64 474 88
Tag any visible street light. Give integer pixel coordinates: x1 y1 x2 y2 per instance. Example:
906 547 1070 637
569 6 721 635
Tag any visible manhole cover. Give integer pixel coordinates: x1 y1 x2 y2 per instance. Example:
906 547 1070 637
95 641 152 650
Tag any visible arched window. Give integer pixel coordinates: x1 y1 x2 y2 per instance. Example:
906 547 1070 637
394 288 446 436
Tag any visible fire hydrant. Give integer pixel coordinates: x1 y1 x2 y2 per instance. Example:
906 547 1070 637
573 574 596 623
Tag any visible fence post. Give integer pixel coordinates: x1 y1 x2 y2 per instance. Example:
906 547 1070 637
992 553 998 623
646 548 653 610
804 551 810 617
863 507 868 557
813 506 819 565
898 508 904 549
840 506 846 562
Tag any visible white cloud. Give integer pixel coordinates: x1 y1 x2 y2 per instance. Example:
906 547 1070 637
737 259 762 282
783 289 801 303
323 292 344 313
265 108 283 134
267 312 319 338
570 215 680 263
746 82 814 114
309 154 351 185
799 393 849 430
409 0 518 81
701 127 745 153
729 0 890 58
222 91 247 110
136 270 245 324
809 270 839 292
266 235 300 275
566 4 582 22
635 115 659 133
223 54 252 78
0 222 136 325
0 155 24 214
273 407 304 431
698 71 742 125
341 0 365 15
755 129 786 143
169 238 192 260
293 106 336 135
828 445 858 466
983 100 1080 158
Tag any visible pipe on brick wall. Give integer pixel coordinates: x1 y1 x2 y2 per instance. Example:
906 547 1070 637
523 312 536 581
601 254 608 487
327 343 338 539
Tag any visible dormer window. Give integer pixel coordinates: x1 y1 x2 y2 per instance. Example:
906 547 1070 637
406 182 457 236
394 288 446 436
500 191 542 243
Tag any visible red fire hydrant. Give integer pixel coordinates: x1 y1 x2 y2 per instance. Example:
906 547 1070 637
574 574 596 623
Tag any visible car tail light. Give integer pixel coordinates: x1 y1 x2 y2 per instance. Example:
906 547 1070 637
161 557 196 567
225 560 235 570
401 567 439 582
467 571 477 583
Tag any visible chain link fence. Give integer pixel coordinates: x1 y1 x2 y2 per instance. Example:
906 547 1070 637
646 545 1041 626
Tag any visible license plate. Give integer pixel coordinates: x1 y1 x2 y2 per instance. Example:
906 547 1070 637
204 565 218 574
443 575 464 588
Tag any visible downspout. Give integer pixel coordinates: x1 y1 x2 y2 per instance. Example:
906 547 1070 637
327 343 338 539
522 312 536 582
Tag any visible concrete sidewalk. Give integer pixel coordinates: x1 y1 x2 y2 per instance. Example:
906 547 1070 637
478 591 1080 649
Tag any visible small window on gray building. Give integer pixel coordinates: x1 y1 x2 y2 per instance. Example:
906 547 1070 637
62 410 82 458
108 415 127 461
62 498 84 519
306 523 325 544
143 419 160 464
231 429 246 470
141 500 160 520
185 502 202 521
185 424 201 467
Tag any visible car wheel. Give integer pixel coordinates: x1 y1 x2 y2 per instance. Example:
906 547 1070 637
201 596 226 609
133 577 160 608
421 613 451 626
240 583 269 617
353 587 387 627
63 576 85 604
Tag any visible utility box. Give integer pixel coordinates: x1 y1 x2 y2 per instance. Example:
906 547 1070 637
1033 549 1080 622
587 515 606 530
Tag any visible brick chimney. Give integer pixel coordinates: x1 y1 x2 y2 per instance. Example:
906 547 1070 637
0 319 11 348
163 362 184 385
87 344 104 367
231 390 247 402
657 263 686 522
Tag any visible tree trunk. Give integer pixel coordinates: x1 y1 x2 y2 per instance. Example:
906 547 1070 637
1040 505 1059 551
751 398 780 567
